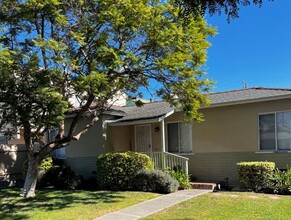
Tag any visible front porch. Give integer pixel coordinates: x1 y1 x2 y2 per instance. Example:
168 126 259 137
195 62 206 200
106 110 192 174
143 151 189 174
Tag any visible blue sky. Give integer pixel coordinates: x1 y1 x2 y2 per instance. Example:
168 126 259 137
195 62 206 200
206 0 291 92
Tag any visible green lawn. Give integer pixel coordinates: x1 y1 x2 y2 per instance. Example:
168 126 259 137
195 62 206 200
0 188 158 220
144 192 291 220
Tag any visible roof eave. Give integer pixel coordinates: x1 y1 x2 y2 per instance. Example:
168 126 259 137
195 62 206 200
205 94 291 109
65 109 126 118
171 94 291 112
107 110 174 126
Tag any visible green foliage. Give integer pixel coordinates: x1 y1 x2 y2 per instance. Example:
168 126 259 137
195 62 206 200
38 157 53 171
96 152 154 190
268 168 291 195
237 161 275 192
0 0 215 137
176 0 271 21
165 166 191 190
40 165 81 189
23 156 53 177
134 169 179 194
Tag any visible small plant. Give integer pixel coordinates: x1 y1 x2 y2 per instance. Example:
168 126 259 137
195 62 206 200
96 151 154 190
237 161 275 192
40 165 81 189
165 166 191 190
268 168 291 195
134 169 179 194
39 156 54 170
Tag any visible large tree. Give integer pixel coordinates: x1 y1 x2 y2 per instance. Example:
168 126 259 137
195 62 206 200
0 0 215 197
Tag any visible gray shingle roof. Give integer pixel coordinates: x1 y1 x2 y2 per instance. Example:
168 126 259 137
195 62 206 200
112 101 173 122
210 87 291 106
110 87 291 123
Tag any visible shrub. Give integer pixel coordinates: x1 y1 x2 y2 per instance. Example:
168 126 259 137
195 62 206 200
165 166 191 190
134 169 179 193
40 165 81 189
268 168 291 195
39 156 54 170
96 151 154 190
237 161 275 192
78 177 98 191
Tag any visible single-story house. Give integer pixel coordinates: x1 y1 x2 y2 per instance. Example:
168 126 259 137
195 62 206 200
62 87 291 186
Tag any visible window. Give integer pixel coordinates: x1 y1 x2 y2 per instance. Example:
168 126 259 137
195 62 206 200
167 122 192 153
259 111 291 151
0 135 7 144
47 129 66 159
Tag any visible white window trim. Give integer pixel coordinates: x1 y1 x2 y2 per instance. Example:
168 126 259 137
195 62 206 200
166 121 193 155
258 110 291 152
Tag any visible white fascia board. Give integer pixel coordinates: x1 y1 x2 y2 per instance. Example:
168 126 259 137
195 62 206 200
106 118 160 126
160 110 174 120
106 110 174 126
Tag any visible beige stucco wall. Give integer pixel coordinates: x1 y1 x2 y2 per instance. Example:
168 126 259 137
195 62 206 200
107 122 162 152
164 98 291 153
193 99 291 153
65 117 105 158
65 115 117 177
105 125 134 152
151 123 162 151
0 144 27 183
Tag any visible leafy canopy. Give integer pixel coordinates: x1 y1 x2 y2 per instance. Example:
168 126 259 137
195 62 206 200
0 0 216 142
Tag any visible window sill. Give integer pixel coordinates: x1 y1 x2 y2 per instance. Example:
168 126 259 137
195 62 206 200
171 153 194 156
256 150 291 154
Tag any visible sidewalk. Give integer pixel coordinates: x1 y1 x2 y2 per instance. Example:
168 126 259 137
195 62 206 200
94 189 211 220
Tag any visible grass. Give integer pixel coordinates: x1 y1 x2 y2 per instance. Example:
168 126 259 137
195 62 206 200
143 192 291 220
0 187 158 220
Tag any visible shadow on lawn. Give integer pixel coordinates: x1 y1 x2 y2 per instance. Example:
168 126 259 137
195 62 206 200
0 187 125 219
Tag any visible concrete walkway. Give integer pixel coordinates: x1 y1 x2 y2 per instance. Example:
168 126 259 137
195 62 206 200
94 189 211 220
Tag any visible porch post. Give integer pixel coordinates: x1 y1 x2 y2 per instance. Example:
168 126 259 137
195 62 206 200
161 119 166 152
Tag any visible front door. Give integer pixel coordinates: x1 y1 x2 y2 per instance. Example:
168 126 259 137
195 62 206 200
135 124 152 152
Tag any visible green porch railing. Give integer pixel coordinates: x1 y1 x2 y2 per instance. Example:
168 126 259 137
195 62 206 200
143 151 189 174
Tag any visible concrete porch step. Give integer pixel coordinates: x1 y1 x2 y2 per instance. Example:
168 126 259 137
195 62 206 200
190 182 220 191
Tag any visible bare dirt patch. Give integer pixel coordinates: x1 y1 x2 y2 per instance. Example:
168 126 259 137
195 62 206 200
212 193 223 197
229 194 239 198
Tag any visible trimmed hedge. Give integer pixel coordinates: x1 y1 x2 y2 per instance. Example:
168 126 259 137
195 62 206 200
134 169 179 194
237 161 275 192
96 151 154 190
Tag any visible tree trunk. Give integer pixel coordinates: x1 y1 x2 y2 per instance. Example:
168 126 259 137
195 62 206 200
21 156 39 198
